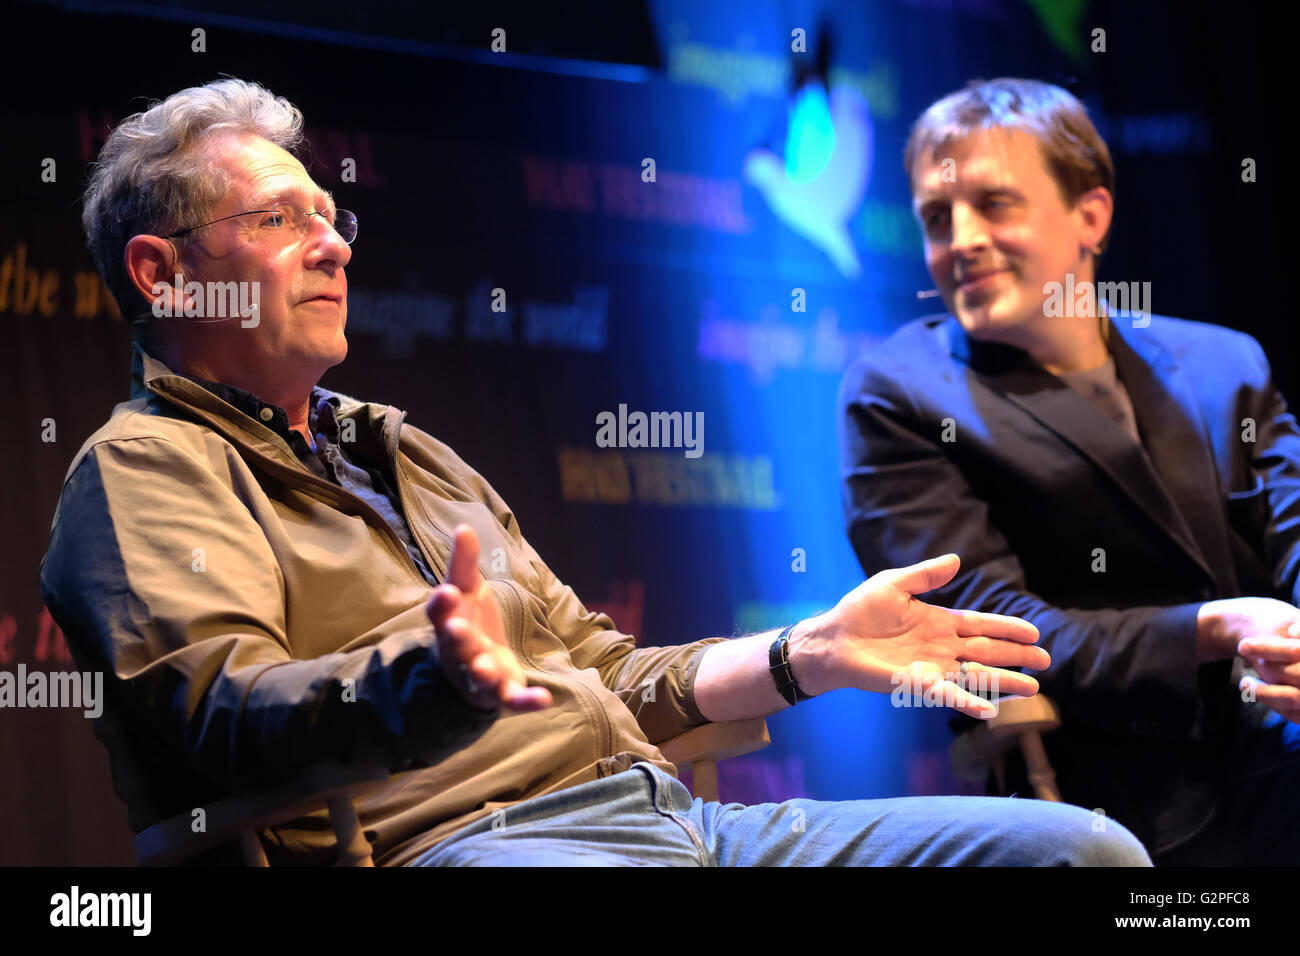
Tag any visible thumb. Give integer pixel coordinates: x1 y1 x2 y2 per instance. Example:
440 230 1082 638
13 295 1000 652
879 553 960 597
447 524 482 592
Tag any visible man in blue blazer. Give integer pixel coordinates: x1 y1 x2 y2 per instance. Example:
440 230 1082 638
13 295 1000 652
840 78 1300 863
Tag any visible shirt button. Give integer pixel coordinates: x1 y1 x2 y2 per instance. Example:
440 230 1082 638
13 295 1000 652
259 407 274 422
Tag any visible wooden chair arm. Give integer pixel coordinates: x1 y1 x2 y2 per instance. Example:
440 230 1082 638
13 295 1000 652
658 717 771 765
135 761 391 867
985 695 1061 737
658 717 771 802
950 695 1063 801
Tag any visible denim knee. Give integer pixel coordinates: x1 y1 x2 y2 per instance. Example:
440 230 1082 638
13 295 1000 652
1046 805 1152 866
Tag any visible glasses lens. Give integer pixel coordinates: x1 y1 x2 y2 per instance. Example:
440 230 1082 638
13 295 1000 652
278 204 356 244
335 210 357 244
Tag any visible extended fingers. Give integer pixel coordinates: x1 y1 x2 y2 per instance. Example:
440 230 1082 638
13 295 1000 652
949 607 1040 644
1239 636 1300 663
1241 675 1300 719
439 615 492 672
443 618 545 708
1254 659 1300 686
955 634 1050 671
956 662 1040 698
895 668 999 720
425 584 463 627
502 682 554 712
953 685 1002 720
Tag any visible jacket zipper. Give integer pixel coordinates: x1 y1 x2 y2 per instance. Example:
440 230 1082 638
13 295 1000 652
157 384 617 762
150 386 434 589
497 578 613 762
392 458 453 582
266 455 434 589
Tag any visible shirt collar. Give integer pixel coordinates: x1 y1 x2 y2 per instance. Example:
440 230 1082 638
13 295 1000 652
185 374 340 443
129 340 341 444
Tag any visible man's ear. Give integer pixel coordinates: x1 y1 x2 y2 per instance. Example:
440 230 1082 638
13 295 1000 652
1074 186 1114 257
125 234 187 317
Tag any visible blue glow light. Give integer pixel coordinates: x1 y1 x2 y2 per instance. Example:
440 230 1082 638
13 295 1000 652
784 85 836 185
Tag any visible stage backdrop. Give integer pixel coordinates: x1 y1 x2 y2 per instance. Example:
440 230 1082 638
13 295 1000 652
0 0 1282 863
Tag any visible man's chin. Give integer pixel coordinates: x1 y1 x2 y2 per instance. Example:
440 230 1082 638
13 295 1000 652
327 335 348 368
953 295 1030 343
953 304 1004 339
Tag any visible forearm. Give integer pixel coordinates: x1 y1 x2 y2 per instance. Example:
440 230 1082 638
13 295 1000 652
234 634 500 784
694 619 826 722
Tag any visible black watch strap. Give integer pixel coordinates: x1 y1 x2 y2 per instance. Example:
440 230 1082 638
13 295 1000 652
769 624 815 706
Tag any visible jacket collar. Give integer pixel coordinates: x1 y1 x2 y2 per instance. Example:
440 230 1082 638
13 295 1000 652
128 341 409 473
944 313 1228 589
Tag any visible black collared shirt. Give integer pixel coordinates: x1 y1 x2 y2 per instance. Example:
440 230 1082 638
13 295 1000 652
189 376 441 588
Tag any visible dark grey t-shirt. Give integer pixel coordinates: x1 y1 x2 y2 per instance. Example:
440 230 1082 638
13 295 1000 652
1058 355 1142 445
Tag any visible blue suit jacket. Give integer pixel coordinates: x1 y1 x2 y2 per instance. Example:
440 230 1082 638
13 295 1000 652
838 312 1300 854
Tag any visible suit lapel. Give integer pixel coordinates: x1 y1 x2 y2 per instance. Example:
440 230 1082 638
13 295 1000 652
1109 319 1234 592
946 317 1217 586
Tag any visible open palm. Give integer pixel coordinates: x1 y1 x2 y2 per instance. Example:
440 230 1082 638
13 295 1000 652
821 554 1049 718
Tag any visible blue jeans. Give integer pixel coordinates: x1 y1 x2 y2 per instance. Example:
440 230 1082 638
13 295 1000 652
409 762 1151 866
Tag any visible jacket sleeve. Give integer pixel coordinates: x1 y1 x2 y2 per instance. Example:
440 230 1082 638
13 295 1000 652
461 460 728 744
1236 335 1300 604
839 358 1204 737
38 435 499 794
529 550 726 743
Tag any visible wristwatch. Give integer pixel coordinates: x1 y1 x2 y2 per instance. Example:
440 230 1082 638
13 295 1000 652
769 623 816 706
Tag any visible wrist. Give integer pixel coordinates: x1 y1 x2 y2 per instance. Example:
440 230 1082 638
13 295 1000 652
1195 600 1235 663
785 614 833 697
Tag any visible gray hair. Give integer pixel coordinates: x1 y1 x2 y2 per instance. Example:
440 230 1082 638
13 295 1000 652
81 77 305 333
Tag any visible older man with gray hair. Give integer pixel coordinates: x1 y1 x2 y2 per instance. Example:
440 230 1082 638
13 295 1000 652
40 77 1151 866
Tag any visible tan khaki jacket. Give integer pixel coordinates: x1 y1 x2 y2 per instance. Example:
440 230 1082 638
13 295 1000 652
39 343 724 865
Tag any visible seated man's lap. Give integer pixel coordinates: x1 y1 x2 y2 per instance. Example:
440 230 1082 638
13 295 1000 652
411 764 706 866
693 791 1148 866
413 763 1151 866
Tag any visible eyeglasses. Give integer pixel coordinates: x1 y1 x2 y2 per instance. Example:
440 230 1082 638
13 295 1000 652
164 201 358 244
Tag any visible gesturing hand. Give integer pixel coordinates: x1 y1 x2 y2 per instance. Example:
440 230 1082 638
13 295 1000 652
1224 597 1300 725
425 524 552 713
794 553 1048 719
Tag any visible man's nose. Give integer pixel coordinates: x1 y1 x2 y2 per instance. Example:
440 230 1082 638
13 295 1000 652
949 204 990 254
306 217 352 267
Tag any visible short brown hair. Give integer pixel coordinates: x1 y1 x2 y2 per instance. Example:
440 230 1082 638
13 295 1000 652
904 78 1115 253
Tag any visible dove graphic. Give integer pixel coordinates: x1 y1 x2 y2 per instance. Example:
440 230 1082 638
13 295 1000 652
744 84 873 279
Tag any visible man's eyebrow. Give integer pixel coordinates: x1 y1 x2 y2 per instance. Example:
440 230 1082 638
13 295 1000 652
251 186 336 213
913 182 1024 208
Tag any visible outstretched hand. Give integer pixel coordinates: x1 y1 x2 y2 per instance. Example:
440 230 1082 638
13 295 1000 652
793 553 1048 719
425 524 552 713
